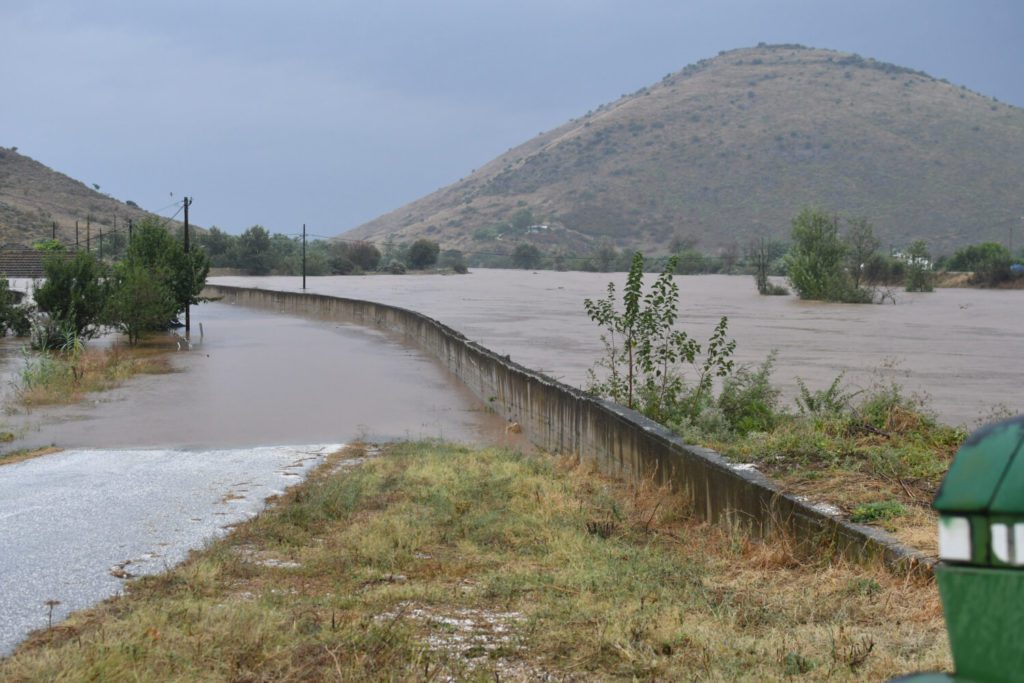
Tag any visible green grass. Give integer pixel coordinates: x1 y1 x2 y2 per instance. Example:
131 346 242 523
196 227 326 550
1 442 951 680
850 501 908 525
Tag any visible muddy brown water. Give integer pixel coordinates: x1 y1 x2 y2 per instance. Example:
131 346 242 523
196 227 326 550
0 302 519 451
214 271 1022 427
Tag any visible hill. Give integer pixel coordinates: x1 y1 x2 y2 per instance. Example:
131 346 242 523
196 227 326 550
0 147 184 248
343 44 1024 258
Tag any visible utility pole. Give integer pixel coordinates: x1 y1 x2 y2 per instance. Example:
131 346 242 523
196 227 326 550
51 222 56 240
86 216 91 252
302 223 307 290
183 196 192 338
75 220 79 250
128 218 133 242
98 229 103 260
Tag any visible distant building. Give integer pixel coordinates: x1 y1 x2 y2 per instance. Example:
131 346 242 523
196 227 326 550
0 247 50 279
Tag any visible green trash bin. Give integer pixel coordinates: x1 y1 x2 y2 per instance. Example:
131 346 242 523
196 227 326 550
899 416 1024 682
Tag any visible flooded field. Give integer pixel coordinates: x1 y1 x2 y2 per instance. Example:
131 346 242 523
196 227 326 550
0 302 516 452
215 270 1023 427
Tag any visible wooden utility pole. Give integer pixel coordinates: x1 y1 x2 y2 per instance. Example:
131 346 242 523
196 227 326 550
98 229 103 260
86 216 91 252
302 223 307 290
75 220 79 250
51 222 56 240
128 219 133 242
183 197 192 338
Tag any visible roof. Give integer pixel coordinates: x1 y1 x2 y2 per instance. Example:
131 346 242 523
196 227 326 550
934 416 1024 513
0 248 64 278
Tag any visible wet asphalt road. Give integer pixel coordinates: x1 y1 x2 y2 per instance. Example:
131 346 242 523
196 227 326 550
0 444 340 656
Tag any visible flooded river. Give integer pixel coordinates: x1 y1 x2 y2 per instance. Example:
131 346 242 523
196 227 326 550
215 270 1022 427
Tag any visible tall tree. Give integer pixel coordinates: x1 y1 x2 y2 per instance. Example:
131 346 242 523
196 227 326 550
124 219 209 319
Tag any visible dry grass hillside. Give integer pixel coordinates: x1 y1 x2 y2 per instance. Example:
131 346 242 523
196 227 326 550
0 147 183 247
344 44 1024 257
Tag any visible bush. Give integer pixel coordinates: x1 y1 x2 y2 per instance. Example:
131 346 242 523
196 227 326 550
717 353 781 435
406 239 440 269
795 373 858 416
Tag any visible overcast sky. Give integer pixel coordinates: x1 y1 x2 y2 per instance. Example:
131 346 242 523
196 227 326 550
2 0 1021 236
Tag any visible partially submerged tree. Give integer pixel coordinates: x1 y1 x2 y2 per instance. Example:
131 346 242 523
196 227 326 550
104 262 177 344
785 208 870 303
903 240 934 292
105 219 209 343
844 217 880 289
122 219 209 320
512 243 542 269
34 250 108 344
406 239 440 269
747 236 788 295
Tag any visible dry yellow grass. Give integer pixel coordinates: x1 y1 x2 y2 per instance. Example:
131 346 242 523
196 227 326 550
0 442 951 681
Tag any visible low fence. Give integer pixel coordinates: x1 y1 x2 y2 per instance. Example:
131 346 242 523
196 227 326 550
205 284 931 572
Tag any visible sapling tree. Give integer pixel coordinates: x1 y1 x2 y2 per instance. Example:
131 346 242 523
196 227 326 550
584 252 734 424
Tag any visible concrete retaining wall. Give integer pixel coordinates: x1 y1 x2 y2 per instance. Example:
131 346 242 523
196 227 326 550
205 284 931 572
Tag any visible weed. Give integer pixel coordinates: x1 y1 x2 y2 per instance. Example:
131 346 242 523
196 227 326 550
850 501 907 524
796 373 858 416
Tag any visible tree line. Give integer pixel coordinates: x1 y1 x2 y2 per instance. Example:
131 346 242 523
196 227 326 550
195 227 464 275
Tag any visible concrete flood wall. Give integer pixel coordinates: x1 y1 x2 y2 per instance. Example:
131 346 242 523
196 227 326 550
205 284 930 572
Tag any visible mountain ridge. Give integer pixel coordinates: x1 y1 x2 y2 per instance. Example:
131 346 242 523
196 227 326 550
343 44 1024 257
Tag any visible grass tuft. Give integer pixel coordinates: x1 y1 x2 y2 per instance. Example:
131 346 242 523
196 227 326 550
17 342 174 407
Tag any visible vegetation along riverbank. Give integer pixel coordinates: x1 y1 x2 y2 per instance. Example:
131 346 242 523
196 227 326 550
0 442 949 680
584 252 971 555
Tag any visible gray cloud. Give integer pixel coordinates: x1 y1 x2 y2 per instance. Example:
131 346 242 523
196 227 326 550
2 0 1021 234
